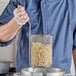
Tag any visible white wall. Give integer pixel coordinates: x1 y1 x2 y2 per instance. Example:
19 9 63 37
0 42 16 67
0 0 16 67
0 0 10 15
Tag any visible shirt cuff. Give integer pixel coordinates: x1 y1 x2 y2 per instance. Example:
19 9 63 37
73 45 76 50
72 38 76 50
0 38 15 47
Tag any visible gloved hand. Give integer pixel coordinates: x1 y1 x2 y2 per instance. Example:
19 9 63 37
13 5 29 26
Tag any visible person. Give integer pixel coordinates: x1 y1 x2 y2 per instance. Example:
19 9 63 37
73 50 76 70
0 0 76 74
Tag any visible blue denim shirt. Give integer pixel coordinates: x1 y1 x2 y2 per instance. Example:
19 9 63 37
0 0 76 73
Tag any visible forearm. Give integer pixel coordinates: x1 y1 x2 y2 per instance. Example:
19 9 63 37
0 5 29 43
73 49 76 70
0 17 21 43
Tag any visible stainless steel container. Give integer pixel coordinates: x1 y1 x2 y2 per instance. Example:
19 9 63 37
21 67 65 76
0 60 13 74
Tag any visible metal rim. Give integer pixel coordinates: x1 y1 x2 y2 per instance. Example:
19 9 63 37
0 60 13 63
21 67 65 73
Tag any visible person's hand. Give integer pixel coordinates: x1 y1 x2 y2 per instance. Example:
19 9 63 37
13 5 29 26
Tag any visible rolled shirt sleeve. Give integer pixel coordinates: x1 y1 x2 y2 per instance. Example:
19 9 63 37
72 5 76 50
73 26 76 50
0 0 17 47
0 38 15 47
68 0 76 50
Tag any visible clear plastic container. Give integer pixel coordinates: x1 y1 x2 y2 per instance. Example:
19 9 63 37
30 35 52 67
